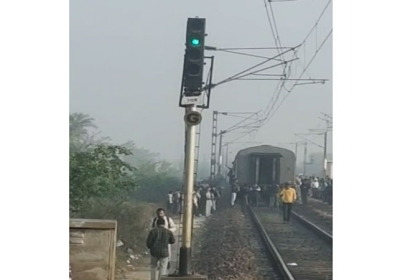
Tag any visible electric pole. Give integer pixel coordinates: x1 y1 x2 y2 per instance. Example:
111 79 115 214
280 141 307 176
217 130 225 176
210 111 218 182
303 142 308 175
209 111 259 182
224 143 229 172
323 130 327 170
309 113 333 176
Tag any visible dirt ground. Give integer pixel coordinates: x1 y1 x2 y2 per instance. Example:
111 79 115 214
117 214 207 280
193 206 265 280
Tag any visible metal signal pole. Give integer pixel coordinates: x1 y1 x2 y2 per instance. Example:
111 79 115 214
179 106 199 275
173 17 209 280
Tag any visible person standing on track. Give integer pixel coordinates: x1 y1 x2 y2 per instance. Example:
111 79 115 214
264 185 271 207
230 180 239 207
166 191 173 213
205 187 214 216
295 176 302 204
252 184 261 206
300 177 311 205
269 184 279 210
238 185 250 211
210 186 220 213
198 185 207 216
280 182 297 223
311 177 320 198
146 218 176 280
193 187 201 216
150 208 176 269
172 190 181 215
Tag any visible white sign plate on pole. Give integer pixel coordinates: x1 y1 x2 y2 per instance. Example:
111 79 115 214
181 95 204 106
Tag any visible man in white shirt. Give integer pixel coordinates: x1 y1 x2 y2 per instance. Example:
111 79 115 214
193 188 201 216
173 190 182 215
166 191 173 213
231 180 240 207
250 184 261 206
311 177 320 198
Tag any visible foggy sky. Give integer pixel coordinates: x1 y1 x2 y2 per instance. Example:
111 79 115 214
70 0 332 165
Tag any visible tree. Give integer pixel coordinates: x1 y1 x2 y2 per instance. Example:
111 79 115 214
129 158 181 202
69 144 137 212
69 112 182 207
70 113 110 153
70 113 97 138
120 140 159 167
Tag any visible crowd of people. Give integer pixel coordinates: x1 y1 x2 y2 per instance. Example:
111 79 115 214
294 175 333 205
147 181 223 280
146 176 333 279
166 181 222 218
229 175 333 223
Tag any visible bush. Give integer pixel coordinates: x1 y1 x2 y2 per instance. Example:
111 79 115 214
71 198 157 252
132 174 181 203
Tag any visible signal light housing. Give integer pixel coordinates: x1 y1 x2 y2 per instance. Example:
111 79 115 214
183 18 206 96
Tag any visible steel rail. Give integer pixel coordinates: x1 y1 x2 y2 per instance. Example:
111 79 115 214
248 206 295 280
248 206 333 280
291 211 332 245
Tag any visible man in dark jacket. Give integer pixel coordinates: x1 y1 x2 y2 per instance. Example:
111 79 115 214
150 208 176 269
300 178 311 204
146 218 176 280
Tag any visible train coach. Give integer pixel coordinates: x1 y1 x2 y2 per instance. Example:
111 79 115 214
232 145 296 186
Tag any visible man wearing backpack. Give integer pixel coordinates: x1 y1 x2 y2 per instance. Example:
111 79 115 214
147 217 176 280
150 208 177 269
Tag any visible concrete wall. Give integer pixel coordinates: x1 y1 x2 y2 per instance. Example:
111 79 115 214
234 145 296 185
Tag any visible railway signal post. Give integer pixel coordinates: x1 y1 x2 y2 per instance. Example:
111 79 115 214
163 17 211 280
178 105 199 276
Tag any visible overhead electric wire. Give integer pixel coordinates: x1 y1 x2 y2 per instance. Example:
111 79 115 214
229 58 298 81
257 0 293 123
300 0 332 45
225 130 258 145
213 46 299 87
267 29 332 120
263 0 287 67
252 73 286 76
237 78 326 81
295 134 324 149
223 0 332 146
218 49 285 61
206 0 332 154
218 47 294 50
287 0 332 79
259 0 333 125
222 114 260 121
268 0 287 62
222 111 261 133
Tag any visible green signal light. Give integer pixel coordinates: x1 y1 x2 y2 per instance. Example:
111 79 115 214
191 38 200 46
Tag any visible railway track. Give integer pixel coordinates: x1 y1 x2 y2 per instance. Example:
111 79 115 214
249 207 332 280
293 199 332 235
